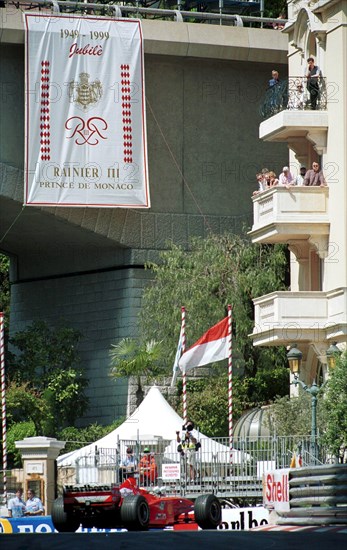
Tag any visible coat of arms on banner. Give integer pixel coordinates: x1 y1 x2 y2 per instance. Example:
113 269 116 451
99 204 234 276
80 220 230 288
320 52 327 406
69 73 103 112
24 14 150 208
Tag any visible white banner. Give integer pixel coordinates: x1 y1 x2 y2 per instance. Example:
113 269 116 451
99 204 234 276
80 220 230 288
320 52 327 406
161 463 181 480
24 14 150 208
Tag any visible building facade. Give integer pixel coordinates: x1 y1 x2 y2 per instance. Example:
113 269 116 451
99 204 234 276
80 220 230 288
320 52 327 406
250 0 347 392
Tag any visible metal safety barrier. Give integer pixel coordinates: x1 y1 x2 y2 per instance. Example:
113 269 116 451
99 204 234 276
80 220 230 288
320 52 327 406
6 0 288 29
277 464 347 526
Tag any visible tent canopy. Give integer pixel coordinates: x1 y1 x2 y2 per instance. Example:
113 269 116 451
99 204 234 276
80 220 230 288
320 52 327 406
57 386 249 466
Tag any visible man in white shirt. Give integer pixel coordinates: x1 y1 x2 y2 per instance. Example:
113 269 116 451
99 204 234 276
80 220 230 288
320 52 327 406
8 488 26 518
278 166 293 186
293 166 306 186
119 447 138 482
25 489 44 516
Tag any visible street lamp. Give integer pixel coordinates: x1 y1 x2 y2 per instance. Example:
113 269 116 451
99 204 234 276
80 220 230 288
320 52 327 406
287 343 302 375
326 341 342 370
286 342 340 465
291 378 321 464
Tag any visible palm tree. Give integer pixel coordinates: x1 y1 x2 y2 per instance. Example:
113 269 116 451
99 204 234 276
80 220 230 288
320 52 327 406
109 338 165 406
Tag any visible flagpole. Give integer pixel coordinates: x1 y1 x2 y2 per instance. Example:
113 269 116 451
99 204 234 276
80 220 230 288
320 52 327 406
0 312 7 505
227 305 233 469
181 306 187 424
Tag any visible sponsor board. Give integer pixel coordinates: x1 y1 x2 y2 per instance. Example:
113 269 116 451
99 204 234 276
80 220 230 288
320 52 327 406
0 507 269 533
263 468 290 512
217 508 269 531
0 516 125 534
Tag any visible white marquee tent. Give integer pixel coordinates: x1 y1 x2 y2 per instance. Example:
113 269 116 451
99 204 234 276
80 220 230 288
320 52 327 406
57 386 249 468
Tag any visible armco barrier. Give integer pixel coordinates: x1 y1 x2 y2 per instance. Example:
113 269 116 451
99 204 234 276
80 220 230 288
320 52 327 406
277 463 347 526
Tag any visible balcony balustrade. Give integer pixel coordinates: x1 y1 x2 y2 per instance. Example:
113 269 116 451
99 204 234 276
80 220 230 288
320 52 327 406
249 186 329 257
251 287 347 346
258 78 329 154
260 77 328 120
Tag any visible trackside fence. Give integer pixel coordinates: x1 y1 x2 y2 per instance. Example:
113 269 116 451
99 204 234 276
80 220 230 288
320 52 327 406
57 435 332 503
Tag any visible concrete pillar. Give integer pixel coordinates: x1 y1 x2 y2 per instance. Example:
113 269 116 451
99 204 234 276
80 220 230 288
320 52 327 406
15 437 66 515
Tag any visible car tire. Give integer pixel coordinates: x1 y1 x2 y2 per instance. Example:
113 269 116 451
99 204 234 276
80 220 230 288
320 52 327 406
120 494 150 531
51 496 80 533
194 494 221 529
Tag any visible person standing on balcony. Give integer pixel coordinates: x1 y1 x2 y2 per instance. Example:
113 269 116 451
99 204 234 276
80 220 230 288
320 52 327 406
268 70 280 88
268 70 282 115
268 171 279 187
273 12 286 30
293 165 307 186
304 162 327 187
278 166 293 187
306 57 322 110
253 172 268 195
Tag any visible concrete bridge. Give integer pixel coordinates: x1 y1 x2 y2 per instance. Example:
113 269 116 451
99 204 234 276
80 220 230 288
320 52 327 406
0 5 288 424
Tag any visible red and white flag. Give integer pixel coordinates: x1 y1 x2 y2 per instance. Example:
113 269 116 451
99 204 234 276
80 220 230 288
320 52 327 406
178 317 229 373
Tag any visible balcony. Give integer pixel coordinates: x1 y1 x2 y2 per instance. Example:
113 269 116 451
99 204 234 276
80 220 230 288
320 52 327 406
249 186 329 258
251 288 347 347
259 77 329 155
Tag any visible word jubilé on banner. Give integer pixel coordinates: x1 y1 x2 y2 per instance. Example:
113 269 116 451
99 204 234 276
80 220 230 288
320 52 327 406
24 14 150 208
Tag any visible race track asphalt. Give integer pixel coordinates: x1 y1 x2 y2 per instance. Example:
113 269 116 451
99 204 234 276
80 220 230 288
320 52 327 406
3 530 347 550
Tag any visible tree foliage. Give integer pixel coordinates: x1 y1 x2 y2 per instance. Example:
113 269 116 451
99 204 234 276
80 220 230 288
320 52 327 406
268 354 347 460
7 421 37 467
322 354 347 460
110 338 165 381
6 321 88 436
174 371 245 437
110 338 166 406
0 253 10 321
138 234 288 417
265 392 326 437
263 0 287 19
6 382 50 434
57 419 125 454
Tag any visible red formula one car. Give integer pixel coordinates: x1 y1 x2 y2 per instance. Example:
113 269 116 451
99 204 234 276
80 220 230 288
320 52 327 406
51 477 221 532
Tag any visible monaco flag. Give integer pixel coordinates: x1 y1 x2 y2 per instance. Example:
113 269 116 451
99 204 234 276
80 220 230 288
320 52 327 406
178 317 229 372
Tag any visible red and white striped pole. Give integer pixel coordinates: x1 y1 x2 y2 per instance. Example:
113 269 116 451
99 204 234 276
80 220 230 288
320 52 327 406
227 305 233 469
0 312 7 505
181 307 187 424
